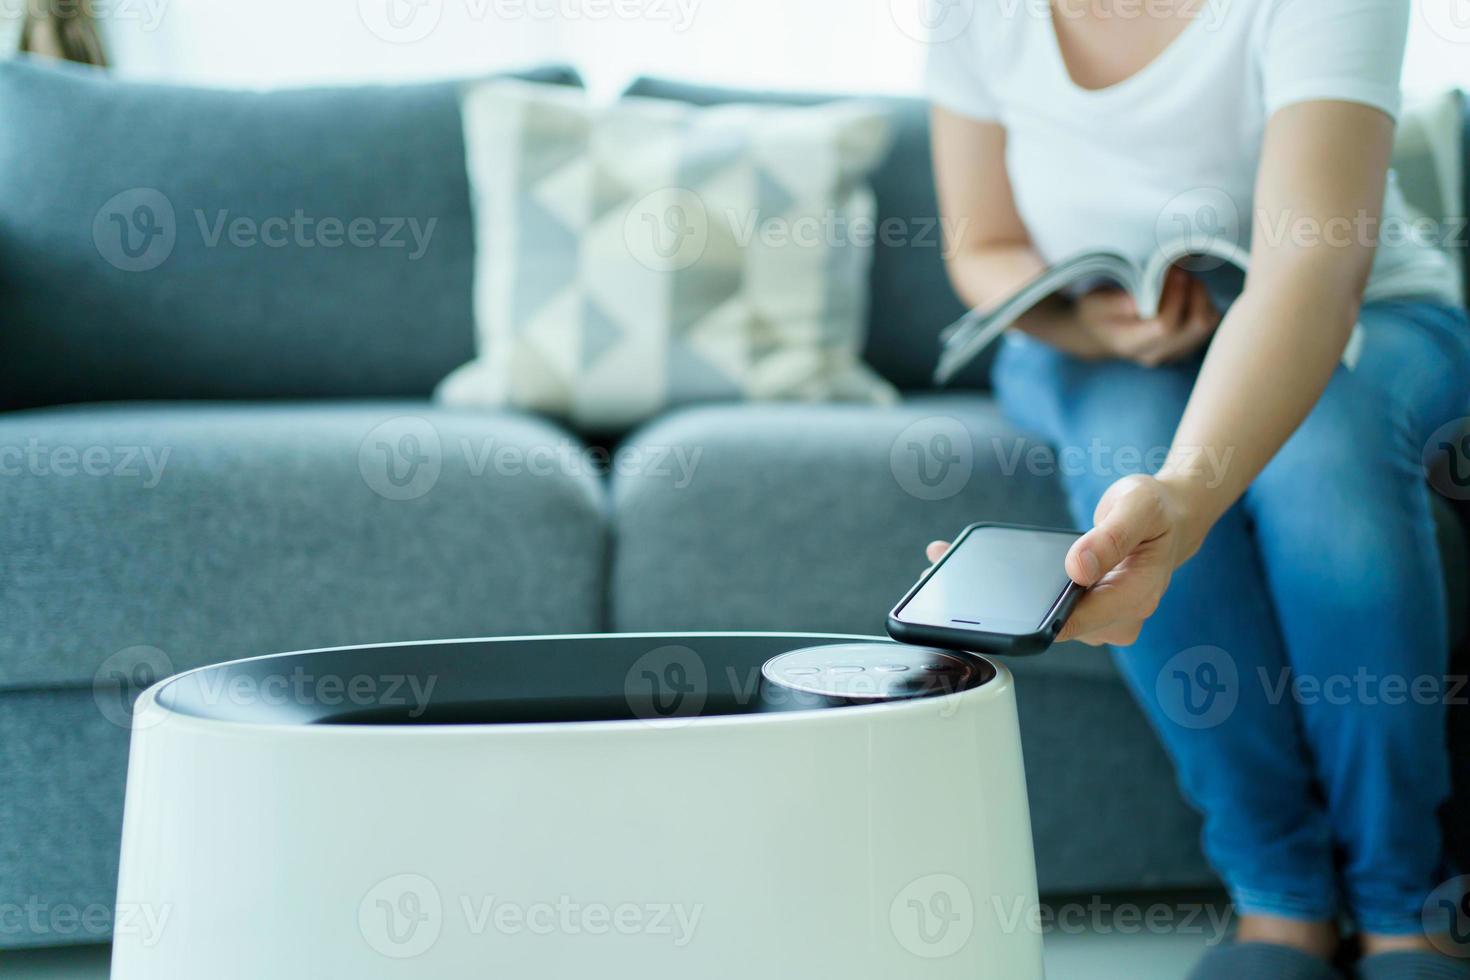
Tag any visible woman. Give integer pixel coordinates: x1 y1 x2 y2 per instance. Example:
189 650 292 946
923 0 1470 977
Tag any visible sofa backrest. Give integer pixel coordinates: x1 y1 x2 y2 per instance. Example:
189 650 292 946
623 77 972 392
3 63 1463 410
1392 90 1470 303
0 57 580 411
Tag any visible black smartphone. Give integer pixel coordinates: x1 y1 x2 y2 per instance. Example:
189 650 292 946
887 523 1085 656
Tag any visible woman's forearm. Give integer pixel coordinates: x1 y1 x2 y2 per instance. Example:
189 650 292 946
945 242 1046 310
1156 101 1392 560
1158 259 1362 556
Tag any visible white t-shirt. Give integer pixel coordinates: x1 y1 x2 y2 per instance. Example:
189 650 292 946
925 0 1461 306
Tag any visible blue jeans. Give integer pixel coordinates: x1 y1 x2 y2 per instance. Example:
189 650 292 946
993 300 1470 933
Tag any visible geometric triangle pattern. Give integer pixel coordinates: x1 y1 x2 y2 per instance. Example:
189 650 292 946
435 78 902 432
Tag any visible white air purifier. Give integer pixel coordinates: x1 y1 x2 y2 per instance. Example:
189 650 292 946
111 633 1043 979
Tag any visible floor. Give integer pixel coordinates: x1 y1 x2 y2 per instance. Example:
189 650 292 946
0 893 1224 979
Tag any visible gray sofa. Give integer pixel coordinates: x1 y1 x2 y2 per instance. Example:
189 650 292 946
1 56 1466 949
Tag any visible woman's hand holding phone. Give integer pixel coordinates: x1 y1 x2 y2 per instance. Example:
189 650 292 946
926 475 1195 647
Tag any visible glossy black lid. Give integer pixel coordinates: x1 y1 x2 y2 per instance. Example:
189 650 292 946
151 633 997 727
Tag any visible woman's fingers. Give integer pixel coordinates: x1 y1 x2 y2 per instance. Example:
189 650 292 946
1058 476 1181 646
1057 542 1171 645
1086 287 1140 319
1155 269 1190 330
1066 476 1166 586
1110 319 1173 362
925 540 950 565
1149 278 1218 364
1056 581 1148 646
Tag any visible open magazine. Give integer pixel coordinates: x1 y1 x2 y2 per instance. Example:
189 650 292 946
934 237 1251 385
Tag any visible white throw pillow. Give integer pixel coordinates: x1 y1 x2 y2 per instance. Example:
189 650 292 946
436 78 898 431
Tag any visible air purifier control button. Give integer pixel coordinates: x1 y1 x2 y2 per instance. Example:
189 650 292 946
761 643 991 702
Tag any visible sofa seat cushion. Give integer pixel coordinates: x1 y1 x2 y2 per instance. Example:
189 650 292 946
0 403 608 690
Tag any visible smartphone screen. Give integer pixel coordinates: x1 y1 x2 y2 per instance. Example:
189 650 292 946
894 526 1080 635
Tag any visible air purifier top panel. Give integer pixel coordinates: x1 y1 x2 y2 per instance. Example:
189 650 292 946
149 632 999 728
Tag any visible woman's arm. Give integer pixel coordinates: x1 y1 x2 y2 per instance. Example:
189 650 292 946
932 106 1217 365
930 106 1046 311
1057 100 1394 646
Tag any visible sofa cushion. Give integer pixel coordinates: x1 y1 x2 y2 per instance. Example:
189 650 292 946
0 688 129 949
0 57 580 411
623 78 976 391
1390 90 1468 306
439 78 897 431
0 402 608 689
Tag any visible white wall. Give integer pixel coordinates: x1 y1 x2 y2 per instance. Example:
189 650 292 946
54 0 1470 99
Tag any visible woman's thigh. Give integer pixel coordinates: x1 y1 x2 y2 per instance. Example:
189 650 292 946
991 333 1201 485
1244 301 1470 661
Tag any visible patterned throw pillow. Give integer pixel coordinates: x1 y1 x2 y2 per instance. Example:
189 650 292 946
436 78 898 431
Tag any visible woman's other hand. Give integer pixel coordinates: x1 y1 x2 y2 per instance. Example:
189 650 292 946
1075 268 1221 367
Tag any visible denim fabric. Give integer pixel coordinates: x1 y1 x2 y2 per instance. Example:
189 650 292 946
992 301 1470 933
